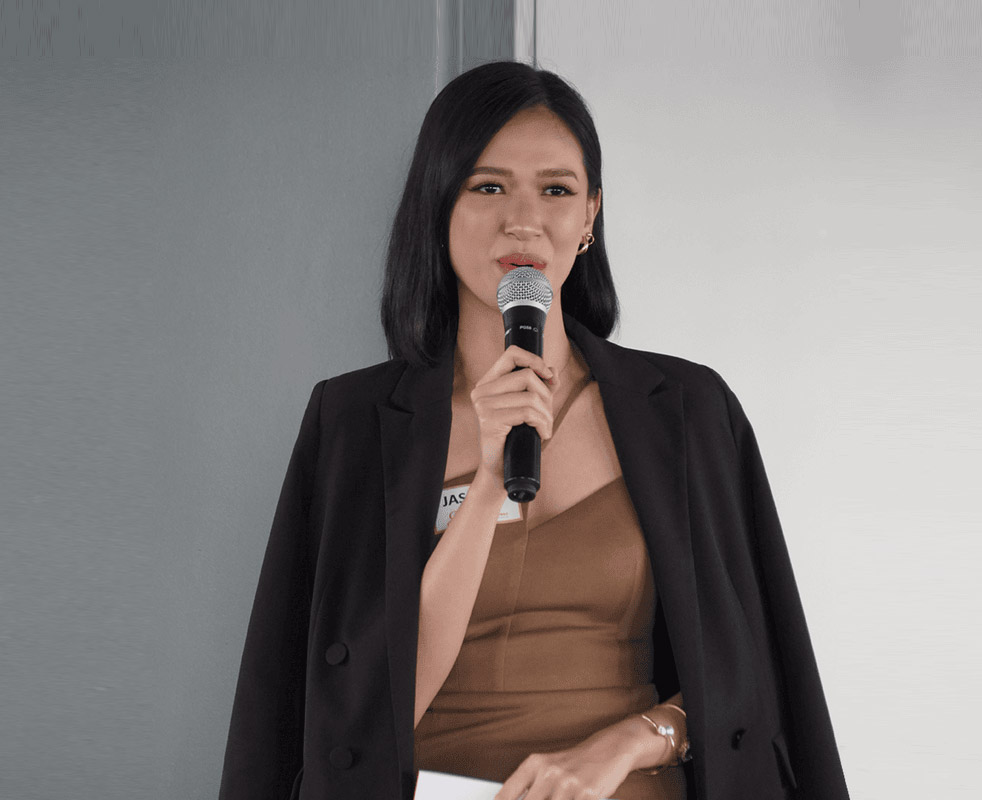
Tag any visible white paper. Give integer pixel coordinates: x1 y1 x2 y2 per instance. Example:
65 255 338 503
414 769 616 800
414 770 504 800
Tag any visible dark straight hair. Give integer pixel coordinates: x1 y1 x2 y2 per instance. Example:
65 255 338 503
380 60 619 366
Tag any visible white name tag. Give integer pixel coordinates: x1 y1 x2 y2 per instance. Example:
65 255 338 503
434 484 522 533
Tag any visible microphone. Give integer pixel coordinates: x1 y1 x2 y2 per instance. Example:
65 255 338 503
496 266 554 503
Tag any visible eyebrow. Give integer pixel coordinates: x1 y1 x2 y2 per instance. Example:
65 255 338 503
469 166 580 180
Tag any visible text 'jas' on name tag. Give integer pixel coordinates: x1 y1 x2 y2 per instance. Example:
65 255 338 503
434 484 522 533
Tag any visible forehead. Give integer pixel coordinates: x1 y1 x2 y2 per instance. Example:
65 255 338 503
475 106 585 170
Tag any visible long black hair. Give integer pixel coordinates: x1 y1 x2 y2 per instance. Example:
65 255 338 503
380 61 619 366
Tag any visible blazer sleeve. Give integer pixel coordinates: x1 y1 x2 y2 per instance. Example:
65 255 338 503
218 380 326 800
712 370 849 799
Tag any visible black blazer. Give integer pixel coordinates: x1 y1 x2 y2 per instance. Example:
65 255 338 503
218 312 849 800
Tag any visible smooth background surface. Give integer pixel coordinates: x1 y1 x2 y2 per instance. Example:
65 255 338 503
536 3 980 798
2 5 448 799
2 2 979 799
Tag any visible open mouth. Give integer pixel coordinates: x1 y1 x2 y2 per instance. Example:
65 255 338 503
497 252 546 269
498 257 546 271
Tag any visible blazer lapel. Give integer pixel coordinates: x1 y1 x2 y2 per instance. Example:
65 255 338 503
563 314 706 762
377 347 454 780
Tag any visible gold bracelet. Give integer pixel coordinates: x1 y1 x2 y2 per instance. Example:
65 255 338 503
634 704 690 776
660 704 691 762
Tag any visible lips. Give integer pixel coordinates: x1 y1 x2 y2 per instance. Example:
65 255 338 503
497 253 546 270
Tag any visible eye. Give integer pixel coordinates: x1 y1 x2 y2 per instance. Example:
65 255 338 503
544 184 575 197
471 182 503 194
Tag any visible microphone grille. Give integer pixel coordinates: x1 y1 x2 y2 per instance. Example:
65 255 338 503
496 266 553 313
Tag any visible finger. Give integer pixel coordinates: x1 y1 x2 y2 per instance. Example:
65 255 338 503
471 373 554 420
476 345 555 388
535 774 593 800
470 388 553 440
494 756 536 800
550 777 585 800
475 400 553 441
519 771 559 800
471 367 555 409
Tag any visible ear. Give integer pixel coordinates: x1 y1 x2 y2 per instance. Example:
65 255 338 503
585 187 601 231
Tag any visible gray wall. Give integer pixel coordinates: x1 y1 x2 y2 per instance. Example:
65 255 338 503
2 3 526 798
0 5 463 799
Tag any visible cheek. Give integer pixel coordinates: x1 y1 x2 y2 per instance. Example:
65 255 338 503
449 205 491 258
553 215 585 252
452 203 485 234
552 204 588 235
447 210 465 264
448 211 481 281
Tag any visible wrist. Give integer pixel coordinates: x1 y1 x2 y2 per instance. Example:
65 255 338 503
471 464 508 502
626 714 674 772
632 704 689 775
579 715 656 773
596 714 672 772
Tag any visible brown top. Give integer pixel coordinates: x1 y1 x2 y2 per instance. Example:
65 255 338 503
414 373 687 800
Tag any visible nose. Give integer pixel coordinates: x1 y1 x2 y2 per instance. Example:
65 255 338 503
503 191 542 240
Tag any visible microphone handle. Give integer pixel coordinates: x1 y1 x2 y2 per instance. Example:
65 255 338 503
502 308 544 502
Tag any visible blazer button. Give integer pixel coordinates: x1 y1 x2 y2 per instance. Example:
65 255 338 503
731 728 746 749
329 746 354 769
325 643 348 665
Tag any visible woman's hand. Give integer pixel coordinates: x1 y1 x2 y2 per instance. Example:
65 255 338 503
493 719 656 800
469 344 558 488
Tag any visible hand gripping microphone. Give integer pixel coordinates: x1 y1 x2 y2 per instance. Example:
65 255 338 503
496 266 554 503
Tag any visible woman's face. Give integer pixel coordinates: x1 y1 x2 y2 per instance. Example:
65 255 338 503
448 105 601 317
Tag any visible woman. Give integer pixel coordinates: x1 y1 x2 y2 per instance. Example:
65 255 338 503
218 62 849 800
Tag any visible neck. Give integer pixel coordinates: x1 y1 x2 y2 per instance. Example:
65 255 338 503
453 286 574 394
